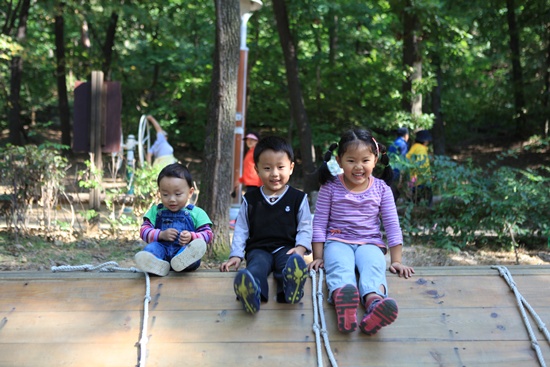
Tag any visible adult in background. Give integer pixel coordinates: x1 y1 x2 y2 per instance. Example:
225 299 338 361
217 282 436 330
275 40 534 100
234 132 262 195
388 127 409 202
146 115 177 169
406 130 433 206
388 127 409 157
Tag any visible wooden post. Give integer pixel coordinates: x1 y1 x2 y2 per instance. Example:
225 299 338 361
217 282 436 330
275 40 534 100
90 71 104 211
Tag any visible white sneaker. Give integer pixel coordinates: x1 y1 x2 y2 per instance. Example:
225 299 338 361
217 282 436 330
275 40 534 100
135 251 170 276
171 239 207 272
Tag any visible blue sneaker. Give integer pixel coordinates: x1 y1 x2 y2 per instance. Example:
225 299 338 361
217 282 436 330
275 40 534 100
234 269 261 314
283 254 308 304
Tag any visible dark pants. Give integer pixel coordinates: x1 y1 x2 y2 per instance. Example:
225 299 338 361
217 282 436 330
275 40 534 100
245 246 293 303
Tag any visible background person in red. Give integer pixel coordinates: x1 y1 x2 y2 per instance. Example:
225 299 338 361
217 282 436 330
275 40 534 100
234 132 262 195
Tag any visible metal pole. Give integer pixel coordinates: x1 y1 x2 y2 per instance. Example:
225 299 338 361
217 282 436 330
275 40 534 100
90 71 104 211
233 43 249 204
232 1 262 205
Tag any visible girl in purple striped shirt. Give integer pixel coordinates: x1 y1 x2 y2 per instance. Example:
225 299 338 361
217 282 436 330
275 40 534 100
309 129 414 335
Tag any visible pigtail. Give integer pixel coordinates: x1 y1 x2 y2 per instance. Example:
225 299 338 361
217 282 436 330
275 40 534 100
317 143 338 185
376 143 394 186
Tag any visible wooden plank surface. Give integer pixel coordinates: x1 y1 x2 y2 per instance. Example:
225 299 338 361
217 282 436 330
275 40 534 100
1 266 549 367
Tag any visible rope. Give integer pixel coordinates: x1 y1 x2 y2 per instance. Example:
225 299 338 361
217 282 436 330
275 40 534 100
310 269 324 367
492 265 549 367
310 268 338 367
51 261 151 367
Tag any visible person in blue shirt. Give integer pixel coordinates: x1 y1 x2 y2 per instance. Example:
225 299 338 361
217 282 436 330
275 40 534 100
388 127 409 157
388 127 409 202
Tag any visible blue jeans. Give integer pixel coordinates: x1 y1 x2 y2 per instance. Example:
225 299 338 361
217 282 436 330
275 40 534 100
143 207 200 271
323 240 388 304
245 247 293 303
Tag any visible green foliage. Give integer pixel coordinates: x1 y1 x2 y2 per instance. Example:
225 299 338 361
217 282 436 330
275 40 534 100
75 159 161 234
1 0 549 253
0 144 69 236
132 164 162 217
1 0 548 149
398 139 550 251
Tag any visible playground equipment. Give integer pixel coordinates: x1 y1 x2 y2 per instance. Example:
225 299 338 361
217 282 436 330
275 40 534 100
115 115 152 189
137 114 151 168
122 134 137 194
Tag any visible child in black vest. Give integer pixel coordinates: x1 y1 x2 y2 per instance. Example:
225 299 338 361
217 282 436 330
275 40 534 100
220 136 312 314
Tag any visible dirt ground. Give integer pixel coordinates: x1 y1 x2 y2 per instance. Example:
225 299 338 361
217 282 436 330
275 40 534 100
1 230 549 272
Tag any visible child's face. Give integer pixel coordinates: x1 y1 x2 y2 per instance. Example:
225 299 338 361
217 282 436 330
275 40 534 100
158 176 194 212
254 149 294 196
337 142 377 191
245 139 257 149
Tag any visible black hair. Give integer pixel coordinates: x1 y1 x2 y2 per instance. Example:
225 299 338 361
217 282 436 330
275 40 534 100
157 163 193 188
253 136 294 164
396 127 409 137
414 129 432 144
317 128 393 186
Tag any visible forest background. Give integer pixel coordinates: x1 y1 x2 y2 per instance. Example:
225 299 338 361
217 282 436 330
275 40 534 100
0 0 549 270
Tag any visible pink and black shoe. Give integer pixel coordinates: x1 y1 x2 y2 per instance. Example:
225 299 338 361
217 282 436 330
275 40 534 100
359 297 398 335
333 284 360 333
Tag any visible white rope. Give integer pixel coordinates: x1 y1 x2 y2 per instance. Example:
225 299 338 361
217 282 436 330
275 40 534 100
139 271 151 367
310 269 324 367
51 261 151 367
310 268 338 367
492 265 549 367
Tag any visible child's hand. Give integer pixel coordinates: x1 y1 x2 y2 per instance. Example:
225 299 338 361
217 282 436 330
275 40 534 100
159 228 179 242
286 245 306 257
220 257 242 272
179 230 192 245
308 259 324 272
389 262 415 279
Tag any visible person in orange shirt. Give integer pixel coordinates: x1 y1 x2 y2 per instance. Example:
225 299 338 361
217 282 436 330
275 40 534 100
234 132 262 194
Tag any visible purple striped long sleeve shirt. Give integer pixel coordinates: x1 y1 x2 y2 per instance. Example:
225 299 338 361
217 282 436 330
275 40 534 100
312 175 403 248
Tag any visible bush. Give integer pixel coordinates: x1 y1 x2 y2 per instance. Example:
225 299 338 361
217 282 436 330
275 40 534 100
399 150 549 251
0 144 68 237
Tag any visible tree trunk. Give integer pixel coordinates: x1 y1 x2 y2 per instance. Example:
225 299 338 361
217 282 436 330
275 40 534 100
55 12 71 149
272 0 317 194
506 0 528 137
431 55 445 155
401 0 421 116
544 23 550 137
201 0 240 256
7 0 31 146
102 12 118 81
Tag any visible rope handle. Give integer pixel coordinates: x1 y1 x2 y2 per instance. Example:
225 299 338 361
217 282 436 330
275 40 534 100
51 261 151 367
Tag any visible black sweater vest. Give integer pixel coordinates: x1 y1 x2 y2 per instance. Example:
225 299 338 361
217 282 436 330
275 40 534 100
244 186 305 253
